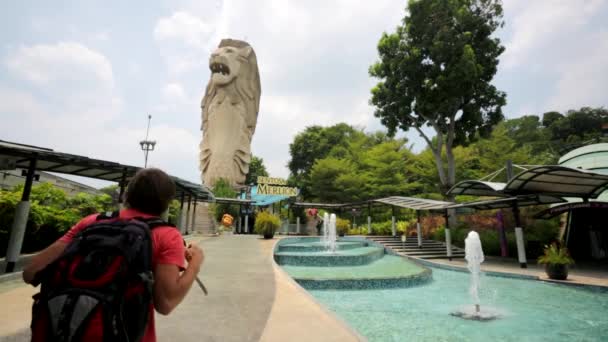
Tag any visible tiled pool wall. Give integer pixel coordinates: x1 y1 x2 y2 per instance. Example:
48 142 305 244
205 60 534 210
296 268 432 290
275 247 385 266
274 236 433 290
278 241 368 252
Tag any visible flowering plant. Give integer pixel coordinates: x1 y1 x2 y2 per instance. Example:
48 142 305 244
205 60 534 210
306 208 318 217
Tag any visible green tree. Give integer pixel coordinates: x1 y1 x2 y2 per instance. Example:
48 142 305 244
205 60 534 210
542 111 563 128
288 123 363 197
369 0 506 197
245 155 269 185
209 178 239 222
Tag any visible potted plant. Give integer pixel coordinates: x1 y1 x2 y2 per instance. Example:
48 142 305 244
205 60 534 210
537 242 574 280
254 211 281 239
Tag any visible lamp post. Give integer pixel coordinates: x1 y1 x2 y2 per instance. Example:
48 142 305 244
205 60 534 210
139 115 156 168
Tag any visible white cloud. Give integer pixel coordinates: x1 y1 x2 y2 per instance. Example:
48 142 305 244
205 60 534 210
502 0 605 68
154 11 212 49
163 82 188 102
547 30 608 111
0 41 202 183
5 42 114 88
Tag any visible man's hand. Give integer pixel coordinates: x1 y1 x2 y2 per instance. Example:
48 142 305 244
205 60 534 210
185 244 204 268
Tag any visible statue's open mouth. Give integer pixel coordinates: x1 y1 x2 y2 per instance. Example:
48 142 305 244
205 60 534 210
210 62 230 76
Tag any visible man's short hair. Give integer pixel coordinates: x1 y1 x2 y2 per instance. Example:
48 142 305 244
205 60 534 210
125 168 176 216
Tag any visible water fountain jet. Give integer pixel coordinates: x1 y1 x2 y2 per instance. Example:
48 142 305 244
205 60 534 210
450 231 500 321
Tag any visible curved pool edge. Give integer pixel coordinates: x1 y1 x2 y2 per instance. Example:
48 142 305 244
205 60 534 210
267 237 368 342
399 251 608 293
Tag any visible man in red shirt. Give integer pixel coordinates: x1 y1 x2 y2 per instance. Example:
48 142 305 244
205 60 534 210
23 168 204 342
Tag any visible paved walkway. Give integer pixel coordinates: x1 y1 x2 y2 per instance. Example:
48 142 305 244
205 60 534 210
0 235 362 342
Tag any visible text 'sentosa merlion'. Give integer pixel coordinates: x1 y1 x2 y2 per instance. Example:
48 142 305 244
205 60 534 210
200 39 261 187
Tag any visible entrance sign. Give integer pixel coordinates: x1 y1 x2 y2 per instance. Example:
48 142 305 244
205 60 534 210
257 176 298 196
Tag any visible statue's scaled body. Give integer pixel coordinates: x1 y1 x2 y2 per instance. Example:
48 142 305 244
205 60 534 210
200 39 261 187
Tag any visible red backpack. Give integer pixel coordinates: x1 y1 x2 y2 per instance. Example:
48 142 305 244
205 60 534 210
30 212 173 342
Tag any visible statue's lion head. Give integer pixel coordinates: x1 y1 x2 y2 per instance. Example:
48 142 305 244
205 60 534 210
201 39 261 134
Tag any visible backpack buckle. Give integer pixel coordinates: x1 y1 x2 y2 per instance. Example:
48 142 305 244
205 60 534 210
138 271 154 293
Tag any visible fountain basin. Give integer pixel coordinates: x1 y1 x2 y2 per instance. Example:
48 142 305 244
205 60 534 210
274 246 385 266
284 255 431 290
278 241 368 253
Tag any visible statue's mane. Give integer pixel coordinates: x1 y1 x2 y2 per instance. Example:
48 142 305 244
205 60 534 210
201 39 261 133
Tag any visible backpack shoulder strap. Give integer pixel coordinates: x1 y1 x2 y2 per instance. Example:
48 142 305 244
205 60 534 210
133 217 176 229
96 211 120 221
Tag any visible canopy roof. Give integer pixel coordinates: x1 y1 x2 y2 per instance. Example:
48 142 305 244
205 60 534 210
0 140 214 201
240 185 291 206
214 197 254 205
534 201 608 219
373 196 453 211
293 196 453 212
447 166 608 199
447 181 506 197
446 194 566 211
505 166 608 198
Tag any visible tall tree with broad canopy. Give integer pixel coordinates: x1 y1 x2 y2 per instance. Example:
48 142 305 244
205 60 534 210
245 155 269 185
369 0 506 197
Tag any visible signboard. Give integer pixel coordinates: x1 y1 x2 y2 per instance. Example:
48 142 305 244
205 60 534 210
257 176 298 197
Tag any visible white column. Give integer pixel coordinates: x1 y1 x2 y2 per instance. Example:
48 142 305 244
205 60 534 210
184 205 191 235
190 203 197 233
245 215 249 234
296 217 301 234
515 227 527 268
5 201 31 270
417 222 422 248
391 216 396 236
367 216 372 235
445 228 453 260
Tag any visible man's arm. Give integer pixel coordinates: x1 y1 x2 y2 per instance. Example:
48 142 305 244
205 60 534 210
22 240 67 285
153 244 203 315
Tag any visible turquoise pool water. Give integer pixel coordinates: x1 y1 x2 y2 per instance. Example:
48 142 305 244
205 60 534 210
308 268 608 342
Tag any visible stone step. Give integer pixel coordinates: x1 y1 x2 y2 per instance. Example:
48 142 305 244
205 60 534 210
370 237 465 260
190 202 216 235
392 248 453 253
379 242 444 247
413 254 465 259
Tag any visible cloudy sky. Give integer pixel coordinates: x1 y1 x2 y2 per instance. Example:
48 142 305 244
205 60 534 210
1 0 607 188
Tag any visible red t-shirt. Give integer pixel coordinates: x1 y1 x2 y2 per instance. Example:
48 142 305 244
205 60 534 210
59 208 185 342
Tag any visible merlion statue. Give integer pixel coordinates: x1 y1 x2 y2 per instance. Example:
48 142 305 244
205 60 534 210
200 39 261 187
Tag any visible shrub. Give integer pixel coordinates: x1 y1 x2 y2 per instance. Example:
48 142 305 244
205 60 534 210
370 221 392 235
336 218 350 236
0 183 115 257
254 211 280 237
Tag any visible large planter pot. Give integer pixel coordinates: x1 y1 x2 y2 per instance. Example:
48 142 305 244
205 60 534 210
263 232 275 239
545 263 569 280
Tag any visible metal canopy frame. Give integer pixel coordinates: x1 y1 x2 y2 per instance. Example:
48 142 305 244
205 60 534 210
446 194 566 211
292 197 453 212
373 196 453 211
0 140 214 201
447 165 608 199
447 180 507 197
533 201 608 219
504 165 608 199
214 197 254 205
